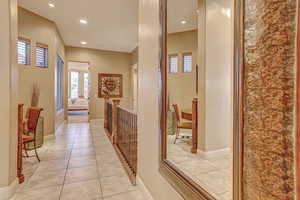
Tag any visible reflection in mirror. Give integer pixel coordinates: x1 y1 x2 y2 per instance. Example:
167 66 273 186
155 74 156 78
165 0 233 199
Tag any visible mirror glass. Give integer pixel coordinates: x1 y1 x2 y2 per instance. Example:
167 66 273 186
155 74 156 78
165 0 233 199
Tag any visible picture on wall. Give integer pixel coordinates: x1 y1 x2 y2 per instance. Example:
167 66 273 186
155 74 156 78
98 73 123 98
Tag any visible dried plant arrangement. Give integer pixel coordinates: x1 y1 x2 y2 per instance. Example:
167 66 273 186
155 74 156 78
31 82 40 107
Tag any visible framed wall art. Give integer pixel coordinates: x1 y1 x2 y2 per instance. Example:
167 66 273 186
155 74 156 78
98 73 123 98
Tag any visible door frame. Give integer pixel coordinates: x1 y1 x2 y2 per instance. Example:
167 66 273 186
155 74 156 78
66 60 91 122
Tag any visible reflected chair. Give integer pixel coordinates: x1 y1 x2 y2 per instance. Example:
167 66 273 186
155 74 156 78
172 104 192 144
22 107 43 162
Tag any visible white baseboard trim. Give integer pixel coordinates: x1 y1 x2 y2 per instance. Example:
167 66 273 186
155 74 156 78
198 148 230 159
136 175 154 200
0 178 19 200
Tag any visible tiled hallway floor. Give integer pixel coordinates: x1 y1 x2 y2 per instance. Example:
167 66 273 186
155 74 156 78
167 134 232 200
12 120 145 200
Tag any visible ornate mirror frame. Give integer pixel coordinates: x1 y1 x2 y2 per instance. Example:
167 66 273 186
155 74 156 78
158 0 244 199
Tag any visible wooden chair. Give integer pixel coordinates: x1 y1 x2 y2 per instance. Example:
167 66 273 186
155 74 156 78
23 107 43 162
172 104 192 144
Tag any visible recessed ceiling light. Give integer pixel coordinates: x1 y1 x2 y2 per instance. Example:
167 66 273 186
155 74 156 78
48 2 55 8
81 41 87 45
181 20 187 24
80 19 88 24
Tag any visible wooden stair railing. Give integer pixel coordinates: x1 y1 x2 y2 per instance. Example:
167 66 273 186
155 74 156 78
104 98 113 138
115 106 137 185
103 99 138 185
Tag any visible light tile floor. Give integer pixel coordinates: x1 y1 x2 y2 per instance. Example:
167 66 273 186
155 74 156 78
11 120 145 200
168 133 232 200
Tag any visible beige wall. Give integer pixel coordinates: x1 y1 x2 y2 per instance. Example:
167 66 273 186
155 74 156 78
0 0 18 191
138 0 184 199
65 47 132 119
129 47 138 111
167 30 198 110
18 7 66 135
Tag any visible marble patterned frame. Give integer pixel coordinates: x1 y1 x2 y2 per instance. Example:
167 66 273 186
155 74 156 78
242 0 297 199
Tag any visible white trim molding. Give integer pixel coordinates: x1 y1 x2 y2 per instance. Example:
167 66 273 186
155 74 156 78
137 175 154 200
0 178 19 200
198 148 230 159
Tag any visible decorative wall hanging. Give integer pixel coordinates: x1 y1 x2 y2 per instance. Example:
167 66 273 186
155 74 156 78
98 73 123 98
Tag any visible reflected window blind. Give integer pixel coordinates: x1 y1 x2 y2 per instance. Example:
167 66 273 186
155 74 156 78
169 55 178 73
36 43 48 68
17 40 30 65
183 54 192 73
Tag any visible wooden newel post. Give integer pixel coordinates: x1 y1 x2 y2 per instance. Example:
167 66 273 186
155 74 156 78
17 104 25 183
112 99 120 144
104 97 109 129
191 98 198 154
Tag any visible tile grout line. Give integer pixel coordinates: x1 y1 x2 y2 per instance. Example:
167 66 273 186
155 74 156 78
58 126 78 200
91 123 105 199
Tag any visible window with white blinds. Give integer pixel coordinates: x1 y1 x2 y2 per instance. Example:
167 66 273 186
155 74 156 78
169 55 178 73
36 43 48 68
183 53 193 73
17 39 30 65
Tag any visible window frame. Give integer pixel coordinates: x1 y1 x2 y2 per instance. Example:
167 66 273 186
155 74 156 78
168 53 179 74
35 42 49 68
17 37 31 66
182 52 193 73
83 72 89 99
56 55 64 112
69 71 80 99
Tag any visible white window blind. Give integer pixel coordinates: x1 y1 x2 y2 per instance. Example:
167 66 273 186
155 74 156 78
36 44 48 68
183 54 192 73
169 55 178 73
17 39 30 65
56 55 64 111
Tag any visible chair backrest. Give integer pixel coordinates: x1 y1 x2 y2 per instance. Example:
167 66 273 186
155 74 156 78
172 104 180 123
27 107 43 133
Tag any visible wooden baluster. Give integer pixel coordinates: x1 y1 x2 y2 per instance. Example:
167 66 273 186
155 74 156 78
112 99 120 144
18 104 25 183
104 97 109 129
191 98 198 153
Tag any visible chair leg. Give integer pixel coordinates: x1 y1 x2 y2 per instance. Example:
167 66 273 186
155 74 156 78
24 149 29 157
174 128 180 144
23 143 29 157
34 141 40 162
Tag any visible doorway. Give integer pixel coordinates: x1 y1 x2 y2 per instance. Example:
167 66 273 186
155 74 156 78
67 61 90 123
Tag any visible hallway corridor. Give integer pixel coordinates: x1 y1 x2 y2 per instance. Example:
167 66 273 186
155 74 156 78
12 120 144 200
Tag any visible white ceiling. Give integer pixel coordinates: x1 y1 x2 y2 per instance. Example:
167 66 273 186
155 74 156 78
18 0 201 52
18 0 139 53
168 0 198 33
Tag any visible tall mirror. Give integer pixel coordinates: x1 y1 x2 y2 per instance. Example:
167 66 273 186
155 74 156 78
162 0 235 199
